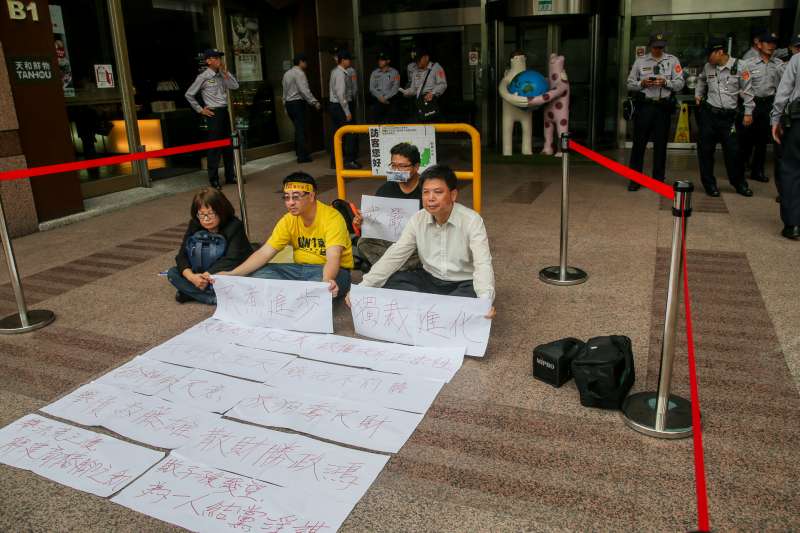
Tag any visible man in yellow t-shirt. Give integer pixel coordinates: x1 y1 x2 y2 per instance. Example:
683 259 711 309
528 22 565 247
215 172 353 297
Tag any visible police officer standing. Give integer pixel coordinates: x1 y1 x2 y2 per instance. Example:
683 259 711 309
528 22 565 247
186 49 240 189
742 28 763 61
282 53 321 164
771 50 800 240
625 32 684 191
400 49 447 122
369 52 400 123
694 37 755 197
329 50 360 169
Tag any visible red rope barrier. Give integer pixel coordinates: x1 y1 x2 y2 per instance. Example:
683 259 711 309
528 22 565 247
681 221 711 532
0 138 232 182
568 140 675 200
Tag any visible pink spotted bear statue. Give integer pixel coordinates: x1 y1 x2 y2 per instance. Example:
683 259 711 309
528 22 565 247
527 53 570 156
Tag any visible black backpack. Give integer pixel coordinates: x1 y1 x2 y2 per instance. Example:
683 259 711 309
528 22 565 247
571 335 635 409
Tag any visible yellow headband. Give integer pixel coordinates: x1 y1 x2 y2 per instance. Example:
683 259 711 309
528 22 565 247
284 182 314 193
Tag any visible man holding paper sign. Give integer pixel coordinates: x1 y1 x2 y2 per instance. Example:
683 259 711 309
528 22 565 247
348 165 496 318
212 173 353 297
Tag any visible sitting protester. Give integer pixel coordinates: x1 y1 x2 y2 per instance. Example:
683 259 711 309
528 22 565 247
353 142 422 271
169 188 252 304
347 164 495 317
214 172 353 297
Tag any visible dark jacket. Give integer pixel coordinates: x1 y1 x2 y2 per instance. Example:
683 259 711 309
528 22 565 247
175 217 252 274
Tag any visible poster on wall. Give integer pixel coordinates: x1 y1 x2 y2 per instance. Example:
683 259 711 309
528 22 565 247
94 64 115 88
49 5 74 97
230 15 263 82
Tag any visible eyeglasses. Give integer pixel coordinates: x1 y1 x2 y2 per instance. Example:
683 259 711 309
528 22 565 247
282 192 310 202
196 211 218 221
389 162 414 170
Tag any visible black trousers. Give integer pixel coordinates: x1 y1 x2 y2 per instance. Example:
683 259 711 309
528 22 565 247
737 98 773 179
370 97 397 124
629 101 671 182
285 100 309 160
779 121 800 226
384 269 477 298
206 107 234 184
697 106 745 191
328 102 357 165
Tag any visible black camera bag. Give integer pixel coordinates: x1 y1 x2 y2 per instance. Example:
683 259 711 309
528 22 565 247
571 335 635 409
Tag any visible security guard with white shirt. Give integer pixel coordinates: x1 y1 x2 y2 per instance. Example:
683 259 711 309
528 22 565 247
771 51 800 239
185 49 239 189
625 32 685 191
694 37 755 197
369 52 400 123
282 53 321 164
329 50 359 169
739 31 784 184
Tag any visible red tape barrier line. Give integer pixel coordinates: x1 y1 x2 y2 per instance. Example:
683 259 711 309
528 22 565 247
0 138 232 182
681 221 711 532
568 140 675 200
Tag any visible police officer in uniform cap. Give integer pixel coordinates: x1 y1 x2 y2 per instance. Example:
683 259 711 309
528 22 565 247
694 37 755 197
329 49 360 169
789 33 800 56
739 31 784 184
185 49 239 189
369 52 400 123
742 28 764 61
625 32 685 191
282 52 321 164
771 50 800 240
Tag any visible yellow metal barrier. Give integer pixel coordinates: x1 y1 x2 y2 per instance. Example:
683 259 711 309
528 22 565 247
333 123 482 213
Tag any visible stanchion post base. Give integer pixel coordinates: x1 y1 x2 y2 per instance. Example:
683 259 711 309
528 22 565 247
539 266 588 286
0 309 55 334
621 391 693 439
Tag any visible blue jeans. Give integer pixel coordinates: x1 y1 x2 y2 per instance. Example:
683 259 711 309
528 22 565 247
167 267 217 305
250 263 351 297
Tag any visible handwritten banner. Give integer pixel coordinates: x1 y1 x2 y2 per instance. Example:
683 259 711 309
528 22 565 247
0 414 163 497
213 276 333 333
264 358 444 413
94 357 194 395
42 382 217 449
177 418 388 505
170 318 317 355
301 334 464 382
350 284 493 356
360 195 420 242
229 388 424 453
156 369 264 414
113 453 352 532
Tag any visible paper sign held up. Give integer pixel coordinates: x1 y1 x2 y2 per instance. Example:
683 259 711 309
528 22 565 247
360 195 419 242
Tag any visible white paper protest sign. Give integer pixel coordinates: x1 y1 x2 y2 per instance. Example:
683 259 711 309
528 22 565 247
156 369 264 414
368 125 437 175
141 337 295 382
177 417 388 505
42 382 217 449
265 358 444 413
212 276 333 333
170 318 317 355
0 414 163 497
94 356 194 396
113 453 353 533
350 284 493 357
301 334 464 382
360 195 420 242
229 387 424 453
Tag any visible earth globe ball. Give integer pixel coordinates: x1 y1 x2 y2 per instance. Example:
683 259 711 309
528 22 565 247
507 69 549 107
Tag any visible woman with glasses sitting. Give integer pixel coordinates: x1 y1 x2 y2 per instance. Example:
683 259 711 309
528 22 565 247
168 188 252 304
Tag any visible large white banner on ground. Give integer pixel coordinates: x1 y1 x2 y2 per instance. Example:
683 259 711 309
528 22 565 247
264 358 444 413
112 453 352 533
0 414 163 497
176 417 389 505
212 276 333 333
41 382 216 449
349 284 493 356
369 125 437 175
155 368 264 414
171 317 317 355
229 387 424 453
360 195 420 242
301 334 464 382
94 356 194 395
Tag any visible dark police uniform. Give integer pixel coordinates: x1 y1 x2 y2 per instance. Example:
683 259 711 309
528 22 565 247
738 32 784 183
626 33 684 191
694 38 755 196
771 51 800 239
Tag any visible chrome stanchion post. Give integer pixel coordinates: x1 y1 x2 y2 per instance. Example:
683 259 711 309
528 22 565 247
539 132 588 286
0 195 55 334
622 180 694 439
231 132 250 242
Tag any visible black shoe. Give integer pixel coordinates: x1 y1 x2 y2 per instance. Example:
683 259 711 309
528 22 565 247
297 157 313 163
345 160 362 169
735 185 754 197
175 291 193 304
751 174 769 183
781 225 800 240
210 181 222 191
627 181 641 192
705 187 720 197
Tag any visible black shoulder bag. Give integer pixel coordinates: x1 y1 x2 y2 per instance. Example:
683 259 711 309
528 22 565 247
415 64 441 121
